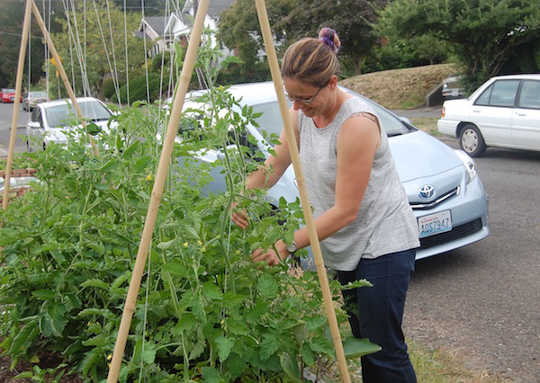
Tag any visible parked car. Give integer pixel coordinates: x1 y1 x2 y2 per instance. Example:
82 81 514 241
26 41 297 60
26 97 116 151
1 88 19 103
438 74 540 157
173 82 489 262
22 91 49 111
441 75 465 100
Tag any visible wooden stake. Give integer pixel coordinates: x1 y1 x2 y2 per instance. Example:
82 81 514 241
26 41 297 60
30 0 98 157
2 0 32 211
105 1 209 381
254 1 352 382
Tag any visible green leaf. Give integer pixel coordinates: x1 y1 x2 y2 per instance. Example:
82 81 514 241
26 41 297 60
343 337 381 359
164 260 187 277
260 333 280 360
81 279 109 290
279 352 302 383
223 352 247 381
31 290 56 300
80 347 100 376
123 140 140 158
215 335 234 362
256 273 278 299
201 366 224 383
301 344 315 366
202 281 223 300
39 302 67 338
85 122 102 136
157 238 177 249
341 279 373 290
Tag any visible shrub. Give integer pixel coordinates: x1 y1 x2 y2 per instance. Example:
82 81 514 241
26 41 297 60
119 73 162 105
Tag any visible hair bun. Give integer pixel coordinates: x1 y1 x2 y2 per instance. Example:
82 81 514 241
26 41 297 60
318 27 341 54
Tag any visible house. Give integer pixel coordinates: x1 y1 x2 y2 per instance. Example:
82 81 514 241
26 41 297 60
137 0 235 58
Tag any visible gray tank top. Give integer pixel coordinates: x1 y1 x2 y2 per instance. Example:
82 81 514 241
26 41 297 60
299 97 419 271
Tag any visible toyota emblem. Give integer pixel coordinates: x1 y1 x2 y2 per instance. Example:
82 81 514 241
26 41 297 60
418 184 435 199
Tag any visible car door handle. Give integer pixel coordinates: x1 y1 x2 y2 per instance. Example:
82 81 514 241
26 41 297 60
472 110 481 113
516 113 526 117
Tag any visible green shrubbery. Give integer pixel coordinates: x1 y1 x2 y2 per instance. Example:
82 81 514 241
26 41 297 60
118 73 162 105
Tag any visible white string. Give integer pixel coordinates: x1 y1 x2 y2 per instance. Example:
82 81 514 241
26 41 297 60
92 0 121 104
104 0 121 102
141 0 150 104
67 0 91 96
123 0 130 104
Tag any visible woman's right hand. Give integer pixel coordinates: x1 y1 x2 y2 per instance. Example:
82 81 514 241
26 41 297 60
231 202 249 229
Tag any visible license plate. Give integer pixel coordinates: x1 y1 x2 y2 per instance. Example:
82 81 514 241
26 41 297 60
418 210 452 238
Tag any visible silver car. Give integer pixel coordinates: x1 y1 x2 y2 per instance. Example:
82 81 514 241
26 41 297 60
177 82 489 261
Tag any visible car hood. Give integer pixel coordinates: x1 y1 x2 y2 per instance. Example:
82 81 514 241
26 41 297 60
389 130 462 182
45 120 114 144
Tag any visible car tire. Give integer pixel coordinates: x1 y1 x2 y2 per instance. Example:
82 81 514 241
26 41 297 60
459 124 486 157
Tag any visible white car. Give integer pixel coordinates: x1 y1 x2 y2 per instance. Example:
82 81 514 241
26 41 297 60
26 97 116 151
438 74 540 157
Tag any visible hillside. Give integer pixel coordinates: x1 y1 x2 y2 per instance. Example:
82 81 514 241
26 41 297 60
340 63 459 110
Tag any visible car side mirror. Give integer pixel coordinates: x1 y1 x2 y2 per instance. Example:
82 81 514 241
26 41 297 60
28 121 41 129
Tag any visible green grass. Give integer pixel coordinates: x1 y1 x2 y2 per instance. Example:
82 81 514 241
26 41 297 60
410 117 441 136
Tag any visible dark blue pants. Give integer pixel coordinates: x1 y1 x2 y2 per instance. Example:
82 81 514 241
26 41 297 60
337 248 417 383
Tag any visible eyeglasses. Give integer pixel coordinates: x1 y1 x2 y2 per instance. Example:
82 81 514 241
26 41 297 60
284 84 326 105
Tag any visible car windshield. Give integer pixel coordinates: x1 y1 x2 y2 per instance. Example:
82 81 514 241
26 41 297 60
45 100 112 128
251 99 410 138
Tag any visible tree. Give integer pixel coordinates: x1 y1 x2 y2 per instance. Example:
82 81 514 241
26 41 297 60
376 0 540 89
49 2 146 101
0 0 48 89
218 0 386 77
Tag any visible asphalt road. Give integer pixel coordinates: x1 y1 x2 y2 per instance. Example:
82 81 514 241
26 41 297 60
2 103 539 381
0 102 29 156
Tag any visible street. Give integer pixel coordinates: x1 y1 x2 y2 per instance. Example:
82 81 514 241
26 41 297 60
0 102 29 156
1 103 539 381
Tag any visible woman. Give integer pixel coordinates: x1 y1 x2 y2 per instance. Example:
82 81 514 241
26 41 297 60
232 28 419 383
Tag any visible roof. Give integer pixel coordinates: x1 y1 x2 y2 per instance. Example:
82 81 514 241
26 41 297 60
183 0 235 19
143 16 169 35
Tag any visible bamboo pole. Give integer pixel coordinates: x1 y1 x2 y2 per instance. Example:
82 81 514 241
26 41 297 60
30 0 98 157
254 1 352 382
2 0 32 211
105 1 209 381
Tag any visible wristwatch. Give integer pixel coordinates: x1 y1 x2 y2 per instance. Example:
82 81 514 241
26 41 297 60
286 240 297 254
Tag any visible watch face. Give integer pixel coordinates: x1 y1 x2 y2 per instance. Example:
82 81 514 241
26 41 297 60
287 241 297 253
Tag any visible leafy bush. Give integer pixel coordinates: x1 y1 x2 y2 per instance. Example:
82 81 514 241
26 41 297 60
0 85 378 382
102 77 120 101
118 73 162 105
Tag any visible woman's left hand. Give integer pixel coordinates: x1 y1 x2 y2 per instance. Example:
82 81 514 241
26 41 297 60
251 240 288 266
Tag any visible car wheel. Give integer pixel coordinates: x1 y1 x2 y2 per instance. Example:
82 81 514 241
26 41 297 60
459 124 486 157
26 139 31 152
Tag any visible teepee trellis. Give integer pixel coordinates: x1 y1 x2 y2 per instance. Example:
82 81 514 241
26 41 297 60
2 0 99 211
4 0 352 381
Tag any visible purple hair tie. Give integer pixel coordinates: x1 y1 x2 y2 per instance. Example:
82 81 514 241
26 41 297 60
319 27 339 53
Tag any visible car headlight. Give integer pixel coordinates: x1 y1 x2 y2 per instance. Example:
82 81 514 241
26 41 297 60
455 149 477 184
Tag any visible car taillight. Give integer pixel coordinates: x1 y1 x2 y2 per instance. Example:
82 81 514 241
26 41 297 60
441 106 445 118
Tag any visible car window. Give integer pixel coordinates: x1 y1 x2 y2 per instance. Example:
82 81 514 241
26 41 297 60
31 108 41 122
45 100 112 128
476 80 519 107
518 80 540 109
